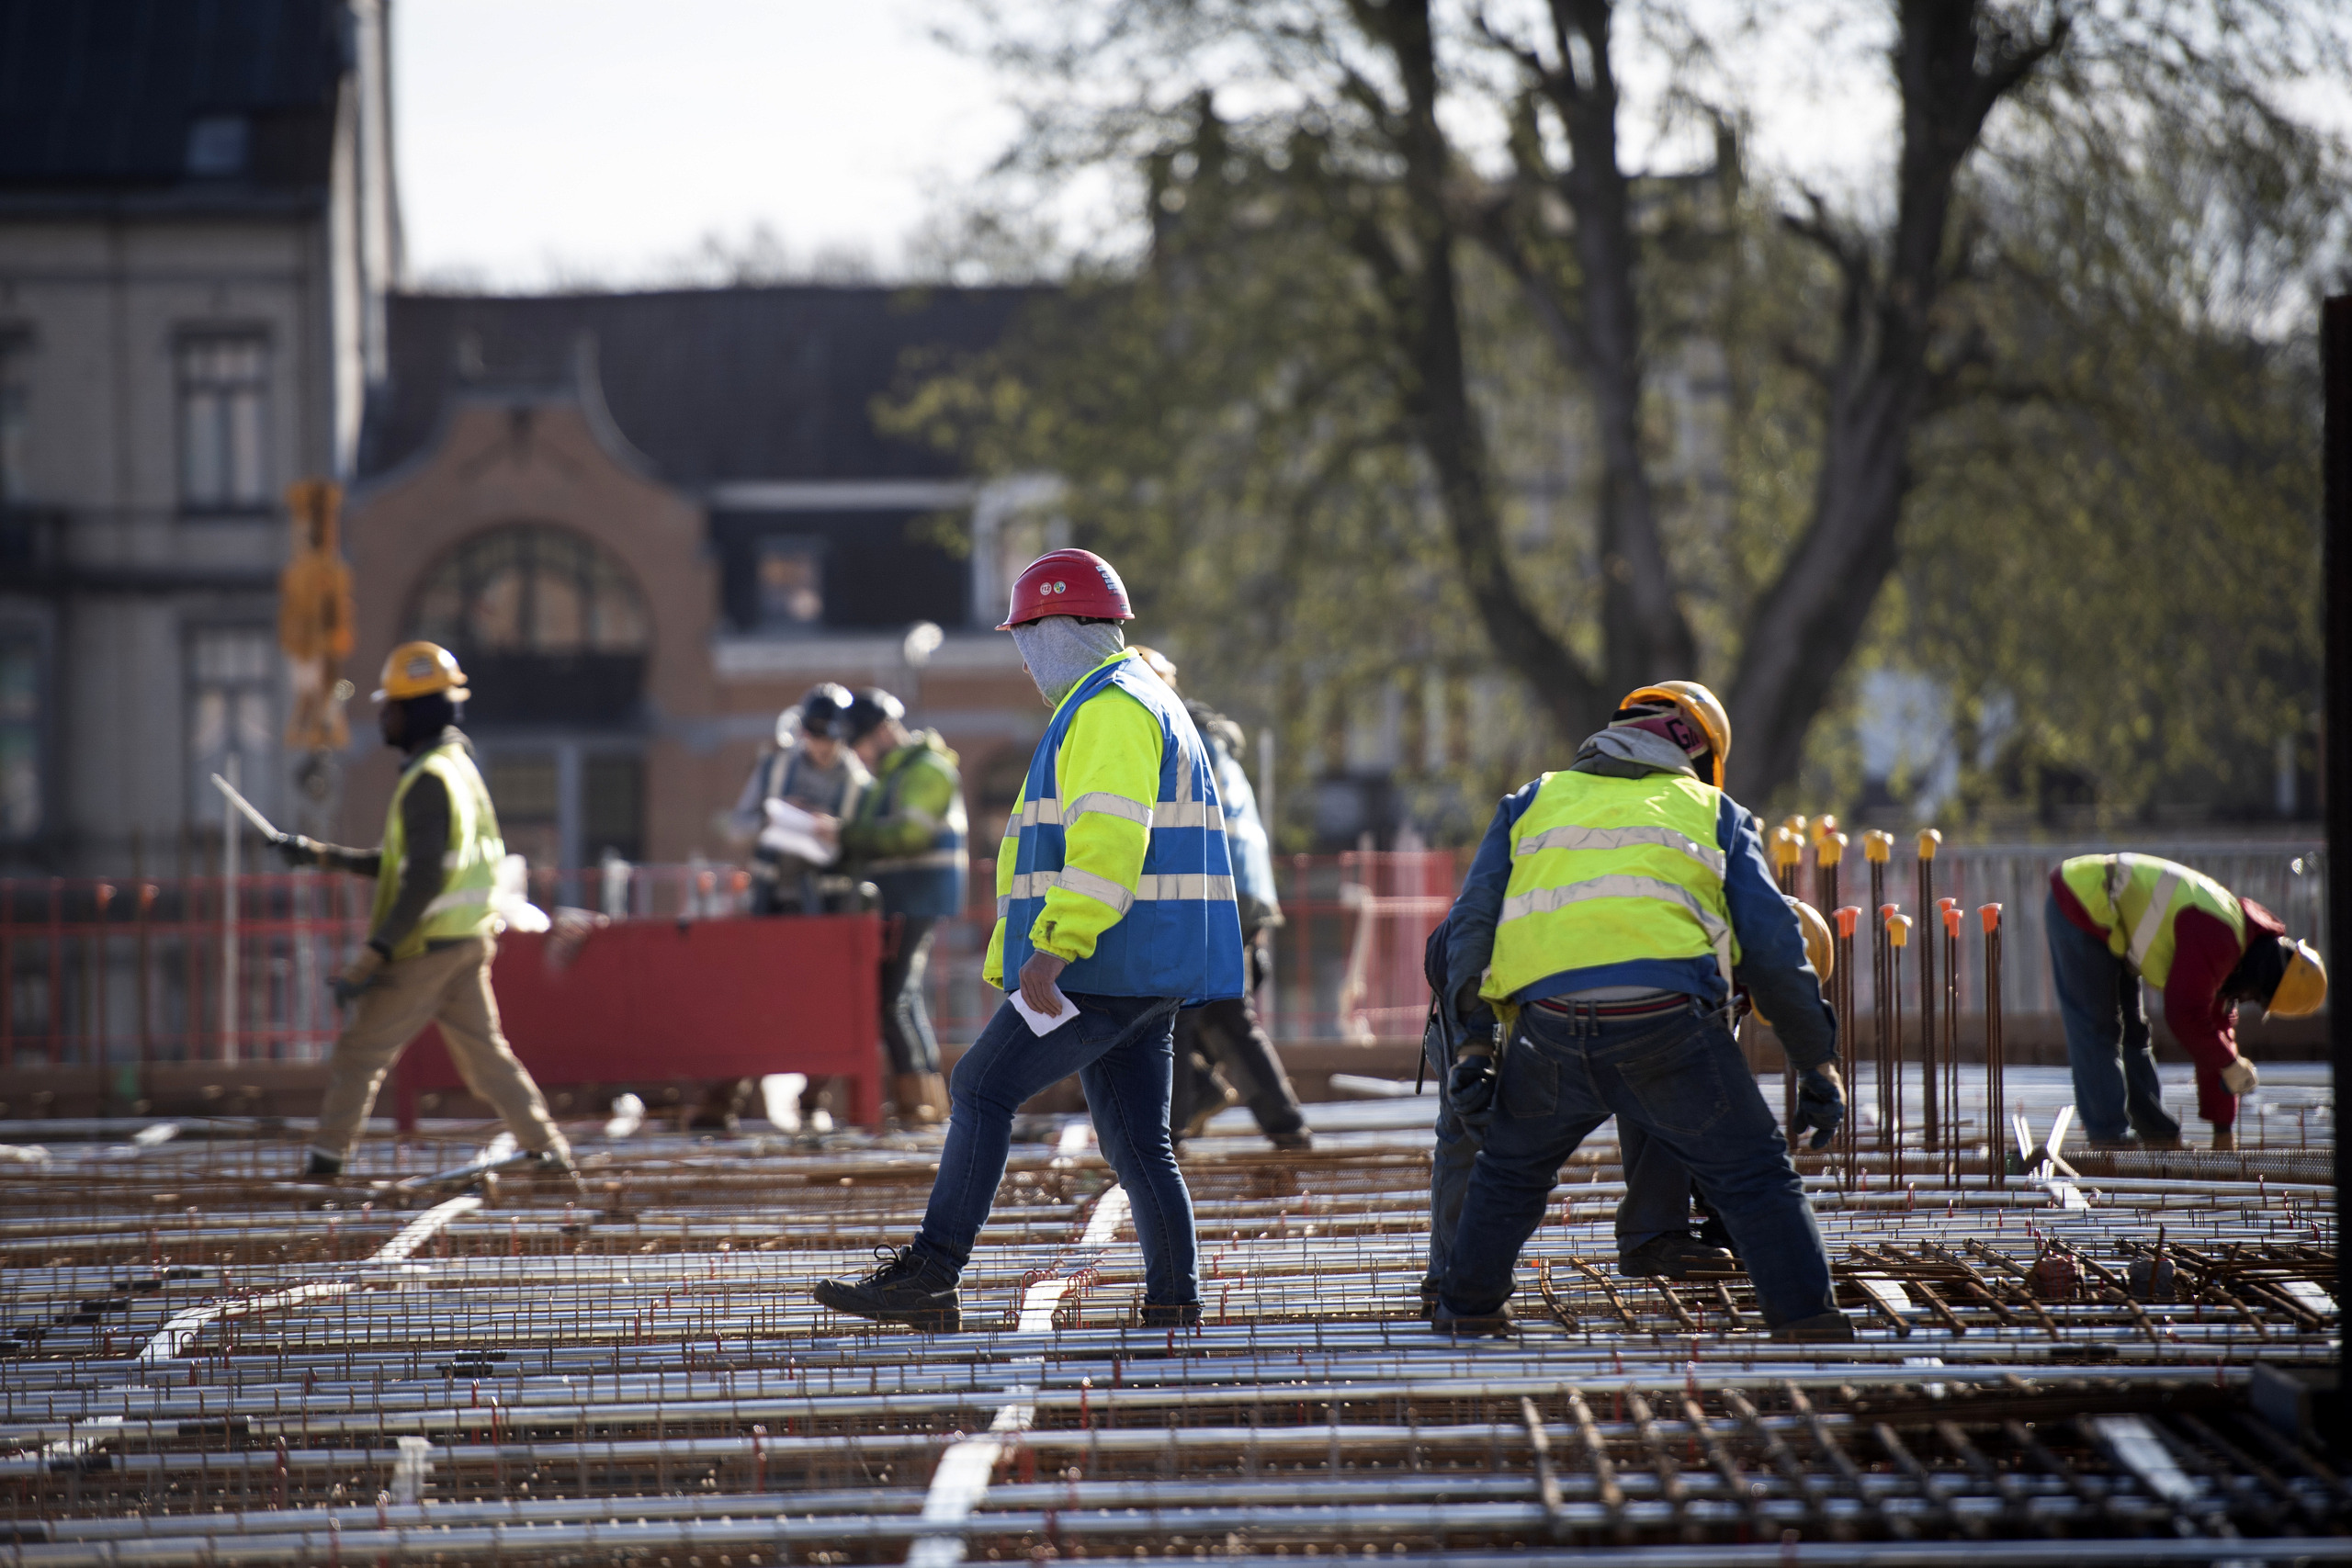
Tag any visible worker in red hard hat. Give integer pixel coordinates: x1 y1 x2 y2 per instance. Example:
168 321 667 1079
815 548 1246 1331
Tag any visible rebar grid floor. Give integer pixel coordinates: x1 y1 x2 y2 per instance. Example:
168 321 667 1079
1 1066 2344 1565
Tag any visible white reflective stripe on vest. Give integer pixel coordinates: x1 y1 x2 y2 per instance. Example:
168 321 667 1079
1498 873 1734 986
1154 799 1226 830
997 870 1238 918
2129 871 2183 970
1064 791 1152 829
1008 796 1063 832
422 889 491 918
1513 823 1724 878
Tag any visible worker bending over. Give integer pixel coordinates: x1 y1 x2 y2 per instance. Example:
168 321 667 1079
835 687 968 1127
2049 853 2325 1152
278 643 571 1179
1431 682 1848 1339
815 549 1244 1331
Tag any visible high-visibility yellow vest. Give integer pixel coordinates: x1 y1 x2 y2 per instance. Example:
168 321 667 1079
2058 853 2244 988
1481 770 1737 1002
373 739 504 961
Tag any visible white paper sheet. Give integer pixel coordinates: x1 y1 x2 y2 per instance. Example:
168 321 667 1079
1010 984 1079 1036
760 797 838 866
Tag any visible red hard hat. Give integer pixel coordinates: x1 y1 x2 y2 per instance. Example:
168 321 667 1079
998 548 1134 629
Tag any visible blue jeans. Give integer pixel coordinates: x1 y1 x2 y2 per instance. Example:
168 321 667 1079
1440 1000 1836 1327
912 992 1197 1306
2047 890 2179 1144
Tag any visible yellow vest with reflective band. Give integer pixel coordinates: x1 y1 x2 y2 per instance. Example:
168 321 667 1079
1481 770 1737 1003
2058 853 2245 989
372 739 504 961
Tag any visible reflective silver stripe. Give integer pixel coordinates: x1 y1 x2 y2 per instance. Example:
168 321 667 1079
2127 870 2182 970
1498 874 1733 986
1004 796 1063 831
1514 824 1724 878
1133 873 1238 903
422 890 490 918
1154 800 1226 830
1066 791 1152 829
998 869 1237 911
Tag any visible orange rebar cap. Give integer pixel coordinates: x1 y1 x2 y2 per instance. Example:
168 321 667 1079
1835 905 1861 938
1942 904 1963 936
1980 902 2003 932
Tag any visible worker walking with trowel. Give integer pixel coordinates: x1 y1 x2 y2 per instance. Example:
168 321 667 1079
813 549 1244 1331
270 642 572 1180
2048 852 2325 1152
1430 681 1850 1339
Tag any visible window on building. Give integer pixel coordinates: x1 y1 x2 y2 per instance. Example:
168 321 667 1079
0 636 40 841
756 537 825 631
407 524 652 726
187 626 276 824
583 753 643 863
485 753 560 870
177 334 270 511
0 333 29 504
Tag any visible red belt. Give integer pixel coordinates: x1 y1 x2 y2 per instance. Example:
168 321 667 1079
1531 993 1690 1020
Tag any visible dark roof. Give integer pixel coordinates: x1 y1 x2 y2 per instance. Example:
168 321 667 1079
0 0 346 202
363 287 1043 485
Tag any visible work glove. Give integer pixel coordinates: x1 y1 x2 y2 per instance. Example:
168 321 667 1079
1447 1046 1499 1127
1792 1062 1846 1150
2221 1057 2258 1096
331 943 390 1007
274 833 319 869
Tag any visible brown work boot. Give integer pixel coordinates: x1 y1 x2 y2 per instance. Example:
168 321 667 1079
2211 1125 2236 1152
917 1072 950 1124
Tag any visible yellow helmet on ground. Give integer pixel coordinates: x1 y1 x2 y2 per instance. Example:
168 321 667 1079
2268 939 2327 1018
1754 895 1835 1032
1618 680 1731 788
374 641 469 703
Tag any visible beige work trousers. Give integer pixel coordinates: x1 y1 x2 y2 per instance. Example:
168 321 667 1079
311 936 568 1161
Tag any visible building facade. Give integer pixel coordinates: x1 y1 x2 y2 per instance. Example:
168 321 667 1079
0 0 398 875
342 288 1060 875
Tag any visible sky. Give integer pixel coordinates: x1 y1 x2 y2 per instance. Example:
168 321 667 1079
392 0 1023 289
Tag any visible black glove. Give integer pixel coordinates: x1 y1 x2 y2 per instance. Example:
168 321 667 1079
275 833 318 868
1447 1048 1498 1126
1792 1062 1846 1150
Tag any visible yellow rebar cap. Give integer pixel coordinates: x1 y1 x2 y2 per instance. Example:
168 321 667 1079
374 640 469 703
2269 940 2328 1019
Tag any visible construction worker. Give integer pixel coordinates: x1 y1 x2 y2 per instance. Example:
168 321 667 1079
833 687 967 1127
814 549 1245 1331
2049 852 2326 1152
276 642 571 1179
724 683 867 915
1130 648 1311 1152
1430 682 1849 1339
1419 889 1836 1310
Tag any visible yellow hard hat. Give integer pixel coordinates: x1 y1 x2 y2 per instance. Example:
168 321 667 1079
1132 645 1179 692
373 640 469 703
2268 939 2327 1018
1755 895 1834 1032
1619 680 1731 788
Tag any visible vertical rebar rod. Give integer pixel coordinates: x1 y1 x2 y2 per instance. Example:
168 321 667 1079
1866 830 1893 1153
1916 830 1940 1147
1983 903 2006 1190
1939 901 1962 1182
1834 906 1860 1189
1886 910 1910 1188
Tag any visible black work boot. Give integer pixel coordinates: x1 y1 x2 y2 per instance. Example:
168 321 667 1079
1431 1301 1513 1338
1139 1301 1202 1328
1618 1233 1736 1280
1418 1274 1441 1319
300 1150 343 1182
814 1246 962 1332
1772 1309 1857 1343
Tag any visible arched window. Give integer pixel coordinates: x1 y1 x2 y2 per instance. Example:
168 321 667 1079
405 525 650 727
409 524 650 656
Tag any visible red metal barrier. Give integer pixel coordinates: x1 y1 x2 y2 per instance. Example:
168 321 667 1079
393 915 886 1130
